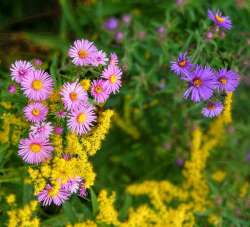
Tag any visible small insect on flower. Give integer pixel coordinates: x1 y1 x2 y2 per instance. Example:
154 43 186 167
10 60 34 84
102 64 122 94
24 102 48 123
202 102 224 118
21 69 53 101
215 68 240 93
170 52 192 77
109 53 119 66
208 9 232 30
68 39 97 66
29 122 53 139
92 50 108 66
38 184 70 206
18 136 53 164
91 79 110 103
184 65 216 102
60 82 88 111
68 103 96 135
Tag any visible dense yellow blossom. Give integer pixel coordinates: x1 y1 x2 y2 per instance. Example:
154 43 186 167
96 190 119 225
211 170 226 183
7 200 39 227
80 79 91 91
6 194 16 205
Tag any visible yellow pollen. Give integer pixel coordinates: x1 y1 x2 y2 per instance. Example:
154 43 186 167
30 143 41 153
178 60 186 67
215 15 225 23
193 78 202 87
47 187 59 197
95 85 103 94
78 49 88 59
109 74 117 84
77 113 86 123
32 80 43 90
69 92 78 101
219 77 227 85
32 108 40 116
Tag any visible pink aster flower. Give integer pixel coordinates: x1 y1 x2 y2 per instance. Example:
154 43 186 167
67 103 96 135
38 184 70 206
91 79 110 103
56 110 67 118
109 53 119 66
62 177 82 194
18 136 53 164
215 68 240 93
60 82 88 111
92 50 108 66
29 122 53 139
68 39 97 66
24 102 48 123
101 64 122 94
202 102 223 118
10 60 34 83
8 84 17 94
208 9 232 30
79 182 87 198
21 69 53 101
54 126 64 135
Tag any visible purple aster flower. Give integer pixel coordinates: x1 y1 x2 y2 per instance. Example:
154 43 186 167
10 60 34 84
170 52 192 77
176 158 185 167
183 65 216 102
91 79 110 104
202 102 224 118
115 31 124 43
54 126 64 135
29 122 53 139
62 177 82 194
8 84 17 94
208 9 232 30
104 17 118 31
215 68 240 93
23 102 48 123
109 53 119 66
122 14 132 25
78 182 87 198
18 136 53 164
157 26 165 34
38 184 70 206
92 50 108 66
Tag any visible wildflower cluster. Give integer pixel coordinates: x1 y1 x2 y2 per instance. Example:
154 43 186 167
171 10 239 118
8 39 122 206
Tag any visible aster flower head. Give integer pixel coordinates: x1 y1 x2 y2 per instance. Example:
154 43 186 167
115 31 124 43
92 50 108 66
21 69 53 101
54 126 64 135
109 53 119 66
215 68 240 93
202 102 223 118
24 102 48 123
122 14 132 25
38 184 70 206
62 177 82 194
79 182 87 198
8 84 17 94
208 9 232 30
68 39 97 66
170 52 192 77
67 103 96 135
10 60 34 83
91 79 110 103
60 82 88 111
18 136 53 164
183 65 216 102
104 17 118 30
29 122 53 139
101 64 122 94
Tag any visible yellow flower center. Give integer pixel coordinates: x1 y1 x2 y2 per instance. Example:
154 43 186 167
215 15 225 23
32 108 40 116
109 74 117 84
178 60 186 67
69 92 78 101
193 78 202 87
47 187 59 197
78 49 88 59
77 113 86 123
30 143 41 153
207 103 215 110
219 77 227 85
32 80 43 90
95 85 103 94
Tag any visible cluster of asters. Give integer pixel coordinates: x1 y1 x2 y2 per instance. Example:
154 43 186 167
170 9 239 118
9 39 122 206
